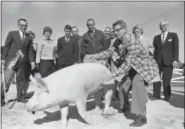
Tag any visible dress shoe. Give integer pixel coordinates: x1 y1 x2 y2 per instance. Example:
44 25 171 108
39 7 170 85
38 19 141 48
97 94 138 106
24 92 34 99
17 97 28 103
165 97 172 102
130 115 147 127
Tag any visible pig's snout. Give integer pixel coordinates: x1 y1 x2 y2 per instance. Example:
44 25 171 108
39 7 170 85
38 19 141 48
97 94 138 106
25 103 36 114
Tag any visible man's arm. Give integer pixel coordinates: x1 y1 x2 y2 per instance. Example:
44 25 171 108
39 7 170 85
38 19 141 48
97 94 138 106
2 31 13 60
101 32 107 51
29 40 35 63
113 41 140 77
81 36 86 60
152 36 157 59
173 33 179 62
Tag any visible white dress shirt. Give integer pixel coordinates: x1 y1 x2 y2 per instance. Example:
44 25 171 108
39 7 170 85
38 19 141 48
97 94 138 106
161 31 168 43
19 30 24 40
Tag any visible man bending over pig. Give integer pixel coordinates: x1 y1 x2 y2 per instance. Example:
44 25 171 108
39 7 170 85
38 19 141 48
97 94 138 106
85 20 159 127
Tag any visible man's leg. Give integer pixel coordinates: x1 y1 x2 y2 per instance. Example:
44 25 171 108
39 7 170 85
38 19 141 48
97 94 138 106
162 65 173 102
119 76 131 112
130 74 148 127
153 66 162 99
16 68 28 103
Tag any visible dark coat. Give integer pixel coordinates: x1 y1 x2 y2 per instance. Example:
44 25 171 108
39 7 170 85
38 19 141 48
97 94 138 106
81 29 106 59
56 36 79 69
74 35 83 63
2 30 35 69
153 32 179 66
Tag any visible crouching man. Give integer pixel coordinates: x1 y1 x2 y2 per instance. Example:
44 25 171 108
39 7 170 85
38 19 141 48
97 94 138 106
85 20 159 127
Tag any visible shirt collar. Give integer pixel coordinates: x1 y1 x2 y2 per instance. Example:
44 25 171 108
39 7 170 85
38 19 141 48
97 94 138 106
19 30 23 37
161 31 168 35
43 38 52 42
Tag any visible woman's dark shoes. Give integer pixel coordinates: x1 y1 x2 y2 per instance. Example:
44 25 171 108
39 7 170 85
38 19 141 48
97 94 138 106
129 115 147 127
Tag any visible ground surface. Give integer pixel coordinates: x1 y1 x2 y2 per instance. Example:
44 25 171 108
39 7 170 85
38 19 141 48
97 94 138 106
1 72 184 129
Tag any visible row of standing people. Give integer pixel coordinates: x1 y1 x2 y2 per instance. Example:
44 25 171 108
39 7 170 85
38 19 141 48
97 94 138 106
1 18 179 128
1 18 113 105
29 19 114 78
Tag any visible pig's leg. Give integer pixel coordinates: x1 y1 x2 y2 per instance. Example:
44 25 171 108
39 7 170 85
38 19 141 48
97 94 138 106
103 88 114 115
60 105 69 127
76 96 92 125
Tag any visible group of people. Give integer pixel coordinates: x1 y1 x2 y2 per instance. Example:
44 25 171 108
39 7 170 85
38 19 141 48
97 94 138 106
1 17 179 127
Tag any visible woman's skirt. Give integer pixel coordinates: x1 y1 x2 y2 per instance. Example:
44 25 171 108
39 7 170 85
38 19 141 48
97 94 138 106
40 59 56 78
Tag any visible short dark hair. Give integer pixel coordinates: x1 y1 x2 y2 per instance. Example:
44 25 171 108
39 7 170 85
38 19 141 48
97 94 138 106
64 25 72 31
43 26 52 35
86 18 95 25
27 30 35 37
18 18 28 24
112 20 127 29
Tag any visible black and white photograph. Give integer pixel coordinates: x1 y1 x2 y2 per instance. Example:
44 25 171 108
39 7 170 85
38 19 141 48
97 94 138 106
0 1 184 129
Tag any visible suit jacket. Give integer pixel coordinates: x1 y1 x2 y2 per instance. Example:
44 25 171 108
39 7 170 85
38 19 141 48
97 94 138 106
74 35 83 63
2 30 35 69
57 36 79 66
81 29 106 59
153 32 179 66
105 37 112 50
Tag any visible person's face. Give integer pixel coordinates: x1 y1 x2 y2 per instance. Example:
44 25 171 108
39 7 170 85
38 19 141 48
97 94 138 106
113 24 126 40
110 29 115 39
133 29 142 39
104 28 111 38
18 20 28 33
72 28 78 37
87 20 95 32
65 29 72 37
160 24 168 32
44 31 51 40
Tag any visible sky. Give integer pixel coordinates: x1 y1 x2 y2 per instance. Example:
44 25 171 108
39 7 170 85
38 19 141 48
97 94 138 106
1 1 184 61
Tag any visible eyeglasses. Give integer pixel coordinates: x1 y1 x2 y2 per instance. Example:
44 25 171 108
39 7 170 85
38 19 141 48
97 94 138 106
114 27 124 33
19 24 28 27
87 24 94 27
134 30 140 34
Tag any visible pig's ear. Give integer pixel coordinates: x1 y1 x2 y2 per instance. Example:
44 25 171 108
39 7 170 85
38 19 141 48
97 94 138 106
30 75 38 86
30 75 49 93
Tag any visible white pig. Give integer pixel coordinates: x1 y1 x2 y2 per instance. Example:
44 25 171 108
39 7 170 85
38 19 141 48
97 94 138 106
25 63 114 127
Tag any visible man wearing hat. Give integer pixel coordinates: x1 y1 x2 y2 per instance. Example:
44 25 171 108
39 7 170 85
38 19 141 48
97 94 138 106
153 20 179 102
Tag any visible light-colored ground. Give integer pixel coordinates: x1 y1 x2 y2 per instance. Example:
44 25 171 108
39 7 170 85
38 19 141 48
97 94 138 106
1 82 184 129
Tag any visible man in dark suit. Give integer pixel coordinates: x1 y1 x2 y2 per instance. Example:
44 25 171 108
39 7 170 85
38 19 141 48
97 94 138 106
153 20 179 102
82 18 107 110
72 26 83 63
81 18 107 60
1 18 35 103
56 25 79 70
